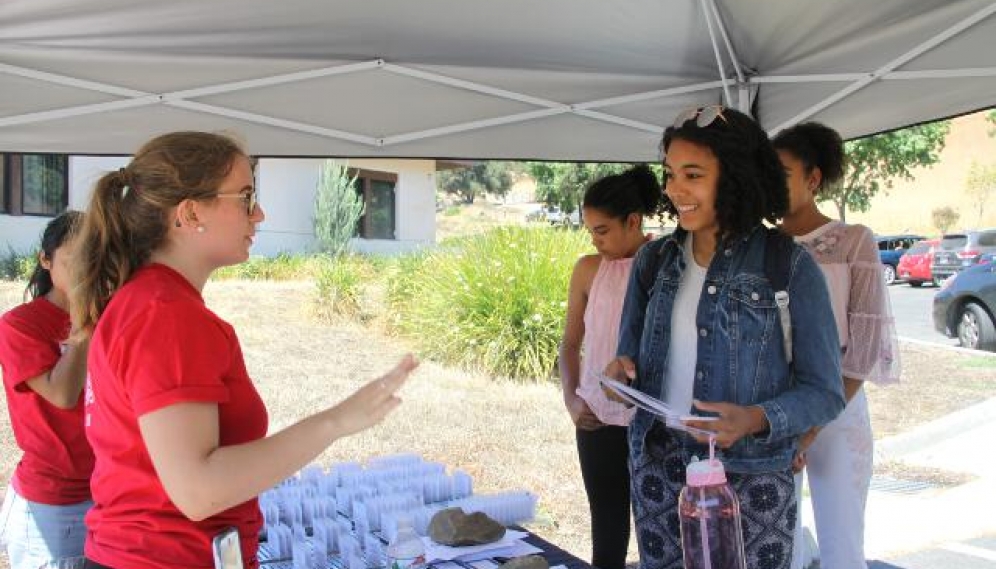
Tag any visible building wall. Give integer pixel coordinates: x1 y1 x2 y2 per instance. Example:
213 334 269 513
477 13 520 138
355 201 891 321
1 156 437 257
0 156 128 254
253 158 437 256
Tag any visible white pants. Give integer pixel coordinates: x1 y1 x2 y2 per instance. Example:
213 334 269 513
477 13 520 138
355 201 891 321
792 388 873 569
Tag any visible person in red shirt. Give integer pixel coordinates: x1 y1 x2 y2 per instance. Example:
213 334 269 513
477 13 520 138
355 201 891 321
70 132 418 569
0 210 94 569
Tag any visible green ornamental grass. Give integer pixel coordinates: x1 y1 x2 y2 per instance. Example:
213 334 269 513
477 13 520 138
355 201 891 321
389 226 591 381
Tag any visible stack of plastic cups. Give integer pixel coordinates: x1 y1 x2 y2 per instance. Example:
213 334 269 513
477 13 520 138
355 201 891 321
451 491 538 526
451 470 473 499
312 517 336 560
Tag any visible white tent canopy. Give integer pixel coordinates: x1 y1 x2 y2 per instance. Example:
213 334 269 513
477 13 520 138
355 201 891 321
2 0 995 161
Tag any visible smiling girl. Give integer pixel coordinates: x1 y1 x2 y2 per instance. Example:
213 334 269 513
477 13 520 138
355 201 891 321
604 107 845 569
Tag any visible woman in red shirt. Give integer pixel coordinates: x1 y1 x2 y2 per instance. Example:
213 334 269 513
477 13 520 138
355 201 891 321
71 132 417 569
0 211 94 569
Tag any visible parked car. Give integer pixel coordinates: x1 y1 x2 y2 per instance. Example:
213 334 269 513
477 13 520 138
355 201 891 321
876 234 925 285
933 260 996 351
896 238 939 287
546 207 581 227
930 229 996 284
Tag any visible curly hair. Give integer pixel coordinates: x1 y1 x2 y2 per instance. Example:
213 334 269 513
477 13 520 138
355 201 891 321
582 164 663 221
661 107 788 243
772 121 846 192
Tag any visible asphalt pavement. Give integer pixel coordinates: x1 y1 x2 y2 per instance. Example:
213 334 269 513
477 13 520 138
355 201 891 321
887 281 959 346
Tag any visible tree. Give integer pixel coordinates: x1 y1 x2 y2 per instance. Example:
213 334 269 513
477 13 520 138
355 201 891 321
820 121 950 221
526 162 661 216
438 162 513 204
966 161 996 223
932 206 959 235
313 161 363 258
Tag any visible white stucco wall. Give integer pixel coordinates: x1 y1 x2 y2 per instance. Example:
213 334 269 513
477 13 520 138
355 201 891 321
0 156 128 253
2 156 437 258
253 158 437 257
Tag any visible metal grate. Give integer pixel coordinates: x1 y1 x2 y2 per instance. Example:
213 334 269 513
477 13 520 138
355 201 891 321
869 476 936 494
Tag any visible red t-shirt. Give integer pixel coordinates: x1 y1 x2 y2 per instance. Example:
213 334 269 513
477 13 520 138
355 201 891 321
0 296 94 504
84 264 268 569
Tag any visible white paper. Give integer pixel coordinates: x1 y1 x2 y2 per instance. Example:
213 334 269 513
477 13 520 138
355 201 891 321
598 376 719 438
422 530 542 562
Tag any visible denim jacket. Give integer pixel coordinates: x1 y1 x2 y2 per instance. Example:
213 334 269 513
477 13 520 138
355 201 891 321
617 226 845 474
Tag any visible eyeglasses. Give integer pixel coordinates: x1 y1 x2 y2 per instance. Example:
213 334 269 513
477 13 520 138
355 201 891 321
672 105 728 129
215 188 258 215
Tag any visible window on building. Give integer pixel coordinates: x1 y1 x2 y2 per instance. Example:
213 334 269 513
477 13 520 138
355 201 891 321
351 169 397 240
0 154 69 216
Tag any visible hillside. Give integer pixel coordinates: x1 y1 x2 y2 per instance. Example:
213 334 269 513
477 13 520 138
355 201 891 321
839 110 996 236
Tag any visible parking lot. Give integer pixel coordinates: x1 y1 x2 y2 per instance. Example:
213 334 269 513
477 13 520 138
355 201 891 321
887 281 960 346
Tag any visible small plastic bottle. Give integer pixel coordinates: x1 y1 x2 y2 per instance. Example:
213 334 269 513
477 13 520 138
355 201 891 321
678 457 746 569
386 515 426 569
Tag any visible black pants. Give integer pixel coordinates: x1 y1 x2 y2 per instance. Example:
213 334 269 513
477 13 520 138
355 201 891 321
83 559 115 569
576 425 631 569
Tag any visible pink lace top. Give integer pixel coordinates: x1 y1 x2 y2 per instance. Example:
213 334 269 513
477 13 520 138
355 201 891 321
796 221 901 384
577 257 637 425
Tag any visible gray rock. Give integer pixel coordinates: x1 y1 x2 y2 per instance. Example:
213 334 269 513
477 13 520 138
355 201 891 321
498 555 548 569
428 508 506 546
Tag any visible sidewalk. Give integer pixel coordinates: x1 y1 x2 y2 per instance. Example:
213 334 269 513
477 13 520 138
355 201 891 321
800 397 996 561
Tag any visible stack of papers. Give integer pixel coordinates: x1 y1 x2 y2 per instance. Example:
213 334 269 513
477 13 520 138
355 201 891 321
597 376 718 438
422 530 543 563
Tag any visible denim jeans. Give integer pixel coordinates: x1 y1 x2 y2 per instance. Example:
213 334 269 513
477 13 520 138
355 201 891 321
0 485 91 569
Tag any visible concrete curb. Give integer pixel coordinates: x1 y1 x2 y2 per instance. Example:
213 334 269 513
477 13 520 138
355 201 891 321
876 397 996 460
899 336 996 356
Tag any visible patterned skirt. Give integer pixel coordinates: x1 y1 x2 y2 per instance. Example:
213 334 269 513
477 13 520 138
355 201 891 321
631 424 797 569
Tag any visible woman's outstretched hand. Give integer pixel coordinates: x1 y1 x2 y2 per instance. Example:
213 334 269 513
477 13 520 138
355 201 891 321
330 354 419 437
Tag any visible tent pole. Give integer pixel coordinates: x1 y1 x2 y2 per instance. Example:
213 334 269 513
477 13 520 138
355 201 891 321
705 0 745 84
698 0 733 106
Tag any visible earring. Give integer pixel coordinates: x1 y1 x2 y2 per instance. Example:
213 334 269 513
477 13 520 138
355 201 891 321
174 220 181 228
196 226 206 234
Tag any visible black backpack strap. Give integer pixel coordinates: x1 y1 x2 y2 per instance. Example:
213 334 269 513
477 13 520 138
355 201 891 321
765 228 795 364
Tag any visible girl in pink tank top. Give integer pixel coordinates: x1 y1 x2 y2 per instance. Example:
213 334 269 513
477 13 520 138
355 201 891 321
559 165 663 569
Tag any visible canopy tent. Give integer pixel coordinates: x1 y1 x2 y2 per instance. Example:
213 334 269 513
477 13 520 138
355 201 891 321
1 0 995 161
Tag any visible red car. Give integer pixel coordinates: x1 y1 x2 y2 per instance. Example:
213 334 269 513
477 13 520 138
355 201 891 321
897 238 939 287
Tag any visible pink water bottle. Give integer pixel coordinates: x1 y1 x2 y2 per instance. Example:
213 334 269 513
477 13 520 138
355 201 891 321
678 457 746 569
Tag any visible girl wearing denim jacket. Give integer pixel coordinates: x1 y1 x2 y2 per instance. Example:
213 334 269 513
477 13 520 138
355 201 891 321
775 122 900 569
604 107 845 569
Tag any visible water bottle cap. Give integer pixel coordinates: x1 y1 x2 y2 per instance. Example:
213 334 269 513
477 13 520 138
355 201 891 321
685 457 727 487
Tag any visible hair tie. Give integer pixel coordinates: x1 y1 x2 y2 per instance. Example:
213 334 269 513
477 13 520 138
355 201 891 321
118 168 131 198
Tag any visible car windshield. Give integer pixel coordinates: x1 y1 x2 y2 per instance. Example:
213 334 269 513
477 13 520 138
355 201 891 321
941 235 968 249
907 242 931 254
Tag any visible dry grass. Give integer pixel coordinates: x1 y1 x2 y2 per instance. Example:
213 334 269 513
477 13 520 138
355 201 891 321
1 279 994 567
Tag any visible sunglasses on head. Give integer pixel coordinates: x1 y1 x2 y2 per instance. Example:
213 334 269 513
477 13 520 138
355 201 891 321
672 105 728 129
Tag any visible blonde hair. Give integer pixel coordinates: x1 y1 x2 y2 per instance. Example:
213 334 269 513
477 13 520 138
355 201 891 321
72 131 245 333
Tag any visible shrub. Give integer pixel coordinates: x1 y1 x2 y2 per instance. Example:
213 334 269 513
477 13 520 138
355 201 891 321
314 255 373 320
388 226 591 381
212 254 332 281
0 247 35 281
314 161 363 258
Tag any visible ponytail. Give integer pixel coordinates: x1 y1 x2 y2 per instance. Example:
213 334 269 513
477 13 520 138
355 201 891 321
582 164 663 221
71 131 245 335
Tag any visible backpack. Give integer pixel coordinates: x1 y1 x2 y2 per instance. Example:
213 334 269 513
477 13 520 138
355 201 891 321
641 228 795 363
